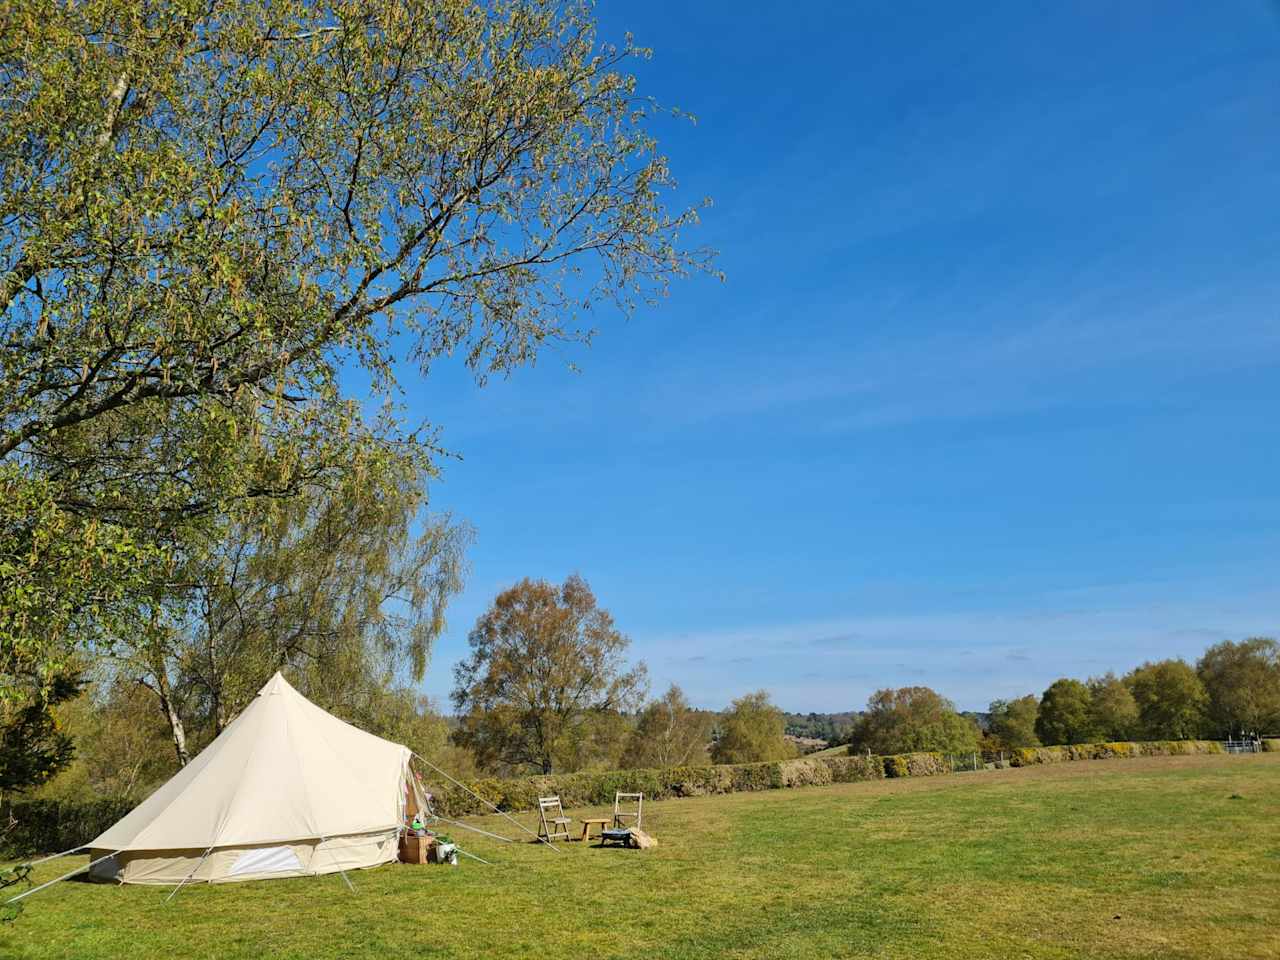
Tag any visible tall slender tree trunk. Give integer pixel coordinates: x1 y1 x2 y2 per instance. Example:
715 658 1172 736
153 670 190 767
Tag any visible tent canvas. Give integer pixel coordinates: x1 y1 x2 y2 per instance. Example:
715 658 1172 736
87 672 423 885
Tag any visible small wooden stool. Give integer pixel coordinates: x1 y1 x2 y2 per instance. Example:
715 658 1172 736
579 818 610 842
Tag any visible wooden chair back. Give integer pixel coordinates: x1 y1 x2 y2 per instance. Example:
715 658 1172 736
612 791 643 830
537 795 572 841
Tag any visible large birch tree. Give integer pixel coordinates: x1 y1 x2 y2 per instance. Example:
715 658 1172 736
0 0 712 729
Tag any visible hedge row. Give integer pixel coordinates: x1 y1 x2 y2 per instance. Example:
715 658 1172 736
430 752 963 817
433 739 1233 816
0 738 1250 855
430 755 888 817
0 799 134 859
1003 740 1225 766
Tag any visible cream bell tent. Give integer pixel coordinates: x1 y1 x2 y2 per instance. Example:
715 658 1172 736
86 672 428 885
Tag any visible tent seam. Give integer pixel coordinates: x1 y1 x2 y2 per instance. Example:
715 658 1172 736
294 690 406 837
279 689 326 842
207 685 275 850
104 688 266 852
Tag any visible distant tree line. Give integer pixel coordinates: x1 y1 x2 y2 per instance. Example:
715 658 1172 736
11 561 1279 810
1015 639 1280 747
839 638 1280 757
783 711 857 743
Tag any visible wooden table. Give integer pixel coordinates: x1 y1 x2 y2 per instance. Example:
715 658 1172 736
579 818 610 842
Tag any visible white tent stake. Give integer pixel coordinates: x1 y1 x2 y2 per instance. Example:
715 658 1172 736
5 851 120 905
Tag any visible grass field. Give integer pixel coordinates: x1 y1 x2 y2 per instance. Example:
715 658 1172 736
3 753 1278 959
798 743 850 759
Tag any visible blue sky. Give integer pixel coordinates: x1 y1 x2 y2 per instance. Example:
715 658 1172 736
390 1 1280 712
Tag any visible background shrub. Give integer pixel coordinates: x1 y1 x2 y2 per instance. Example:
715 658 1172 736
0 799 134 859
4 738 1241 851
1007 739 1224 767
883 752 951 778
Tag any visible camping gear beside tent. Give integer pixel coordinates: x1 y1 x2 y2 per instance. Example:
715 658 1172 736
612 792 643 830
430 842 458 865
599 827 631 847
85 673 430 885
399 834 435 864
536 796 573 842
626 828 658 850
599 827 658 850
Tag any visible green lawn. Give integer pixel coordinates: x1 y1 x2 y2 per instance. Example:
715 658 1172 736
798 742 850 759
4 754 1279 959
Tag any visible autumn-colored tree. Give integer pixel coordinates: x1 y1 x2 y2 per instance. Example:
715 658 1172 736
1197 638 1280 737
710 691 794 764
452 575 647 774
850 686 980 756
1035 678 1095 745
1124 659 1206 740
1087 673 1139 741
987 695 1040 749
620 684 713 769
1 0 710 713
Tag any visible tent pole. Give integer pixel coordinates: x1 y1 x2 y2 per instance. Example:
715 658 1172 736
165 845 214 903
5 851 120 905
21 845 86 868
410 752 560 854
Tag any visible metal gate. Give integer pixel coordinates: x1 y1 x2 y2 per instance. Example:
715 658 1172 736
1224 739 1260 754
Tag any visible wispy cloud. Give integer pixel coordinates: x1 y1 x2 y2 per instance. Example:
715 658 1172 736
638 579 1280 712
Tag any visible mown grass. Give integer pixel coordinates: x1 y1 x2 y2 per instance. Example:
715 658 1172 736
797 742 850 759
3 753 1279 959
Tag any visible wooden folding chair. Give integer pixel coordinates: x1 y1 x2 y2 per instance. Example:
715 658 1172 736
537 795 573 842
612 791 643 831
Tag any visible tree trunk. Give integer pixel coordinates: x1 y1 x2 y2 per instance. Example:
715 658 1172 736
150 669 190 767
161 689 190 767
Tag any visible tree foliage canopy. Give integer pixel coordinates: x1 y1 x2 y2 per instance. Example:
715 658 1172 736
710 690 793 764
1124 659 1206 741
620 684 712 769
851 686 980 756
120 463 471 765
1086 672 1138 742
987 695 1040 749
0 0 710 706
452 575 646 774
0 672 79 796
1035 678 1094 746
1196 638 1280 736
